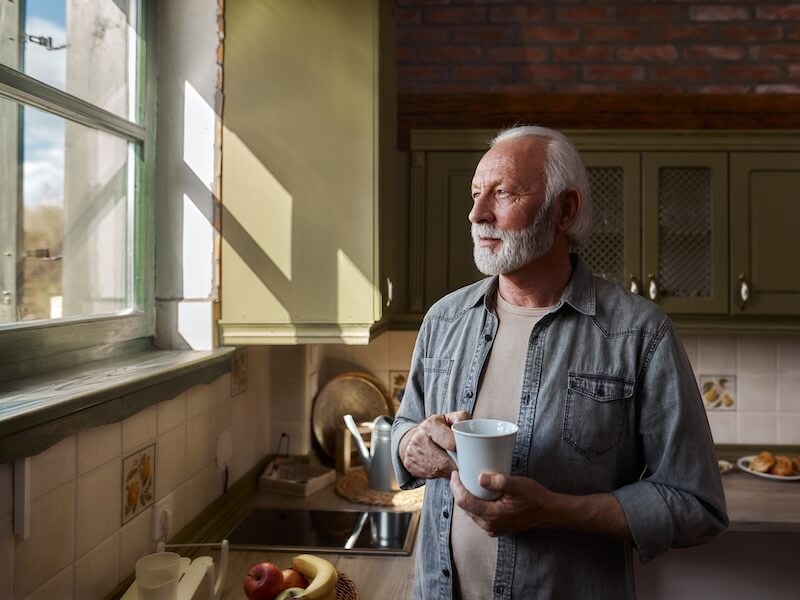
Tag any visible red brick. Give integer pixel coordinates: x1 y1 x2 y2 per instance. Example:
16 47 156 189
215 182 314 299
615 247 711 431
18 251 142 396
685 45 745 61
755 84 800 93
451 65 513 81
425 7 487 25
618 5 682 20
451 26 516 44
486 46 548 62
696 84 753 94
397 47 418 62
751 45 800 60
621 83 685 94
421 46 483 62
555 5 615 21
490 83 551 94
649 66 712 81
791 65 800 79
556 83 619 94
584 25 647 42
756 4 800 20
718 25 783 42
553 46 614 62
582 65 645 81
718 64 781 81
398 65 448 82
789 25 800 40
397 28 450 45
518 65 578 81
616 45 679 62
690 5 751 22
489 6 550 23
396 8 421 26
653 25 716 42
422 83 486 94
520 25 580 43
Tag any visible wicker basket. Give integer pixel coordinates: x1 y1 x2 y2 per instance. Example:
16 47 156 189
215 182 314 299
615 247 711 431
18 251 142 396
336 572 360 600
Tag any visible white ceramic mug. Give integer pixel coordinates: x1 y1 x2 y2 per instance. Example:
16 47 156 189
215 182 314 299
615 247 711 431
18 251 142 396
135 552 181 600
447 419 519 500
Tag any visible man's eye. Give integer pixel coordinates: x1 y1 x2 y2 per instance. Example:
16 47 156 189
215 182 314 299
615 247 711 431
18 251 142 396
471 191 481 200
495 189 511 199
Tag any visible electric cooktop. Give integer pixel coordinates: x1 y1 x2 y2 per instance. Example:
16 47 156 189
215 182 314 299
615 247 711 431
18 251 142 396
226 508 420 556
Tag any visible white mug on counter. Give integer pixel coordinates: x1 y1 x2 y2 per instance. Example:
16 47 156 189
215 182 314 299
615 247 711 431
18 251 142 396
135 551 181 600
447 418 519 500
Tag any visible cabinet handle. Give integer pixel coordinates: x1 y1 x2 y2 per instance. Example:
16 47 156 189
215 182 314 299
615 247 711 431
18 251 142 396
385 277 393 309
738 273 749 310
648 274 658 302
629 275 640 295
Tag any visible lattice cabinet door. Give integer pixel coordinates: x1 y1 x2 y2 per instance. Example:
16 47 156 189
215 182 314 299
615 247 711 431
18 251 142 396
730 153 800 316
642 153 728 314
579 153 641 292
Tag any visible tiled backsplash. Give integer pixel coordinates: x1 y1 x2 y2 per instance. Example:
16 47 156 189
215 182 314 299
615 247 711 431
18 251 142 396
0 347 272 600
318 332 800 446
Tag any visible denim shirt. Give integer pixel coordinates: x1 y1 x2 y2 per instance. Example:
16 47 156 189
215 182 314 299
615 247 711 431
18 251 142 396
391 255 728 600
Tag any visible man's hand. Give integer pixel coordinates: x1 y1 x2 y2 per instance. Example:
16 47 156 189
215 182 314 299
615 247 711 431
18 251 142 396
449 471 546 536
450 471 633 541
399 411 472 480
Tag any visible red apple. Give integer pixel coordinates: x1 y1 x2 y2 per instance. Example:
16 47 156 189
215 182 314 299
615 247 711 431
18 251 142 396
281 568 308 590
243 562 284 600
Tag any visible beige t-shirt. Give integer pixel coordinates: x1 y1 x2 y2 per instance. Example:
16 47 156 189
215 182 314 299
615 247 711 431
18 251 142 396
452 293 551 600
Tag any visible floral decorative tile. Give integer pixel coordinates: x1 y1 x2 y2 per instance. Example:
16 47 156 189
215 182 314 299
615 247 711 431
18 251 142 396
699 375 737 411
121 443 155 524
231 349 248 397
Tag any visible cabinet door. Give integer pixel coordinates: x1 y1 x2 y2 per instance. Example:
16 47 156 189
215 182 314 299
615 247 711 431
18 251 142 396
220 0 392 344
579 153 641 292
730 153 800 315
643 153 728 314
424 152 484 308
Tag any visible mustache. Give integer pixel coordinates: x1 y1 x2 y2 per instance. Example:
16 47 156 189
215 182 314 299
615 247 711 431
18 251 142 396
471 223 514 241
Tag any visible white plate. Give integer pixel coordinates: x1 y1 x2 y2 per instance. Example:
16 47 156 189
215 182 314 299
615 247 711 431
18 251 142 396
736 456 800 481
718 460 733 475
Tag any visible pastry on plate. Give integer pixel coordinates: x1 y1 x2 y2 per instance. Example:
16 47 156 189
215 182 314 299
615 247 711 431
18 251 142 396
771 455 794 477
793 457 800 475
749 451 776 473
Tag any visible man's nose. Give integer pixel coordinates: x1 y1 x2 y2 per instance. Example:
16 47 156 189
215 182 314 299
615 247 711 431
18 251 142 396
469 191 494 224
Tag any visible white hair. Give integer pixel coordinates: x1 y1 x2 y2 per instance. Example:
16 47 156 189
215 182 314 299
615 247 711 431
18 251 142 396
490 125 593 245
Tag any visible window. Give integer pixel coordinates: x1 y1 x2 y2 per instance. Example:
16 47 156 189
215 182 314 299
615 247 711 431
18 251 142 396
0 0 154 369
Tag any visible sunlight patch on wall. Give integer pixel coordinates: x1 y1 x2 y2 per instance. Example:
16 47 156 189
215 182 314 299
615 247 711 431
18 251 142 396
337 249 373 323
182 194 214 298
223 129 293 281
183 80 215 192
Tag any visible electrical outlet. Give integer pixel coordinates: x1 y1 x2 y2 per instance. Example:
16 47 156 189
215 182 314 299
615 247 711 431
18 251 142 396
151 493 174 542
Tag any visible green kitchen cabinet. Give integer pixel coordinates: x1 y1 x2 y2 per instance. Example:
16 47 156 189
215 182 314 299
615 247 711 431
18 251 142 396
399 130 800 333
730 153 800 316
219 0 396 345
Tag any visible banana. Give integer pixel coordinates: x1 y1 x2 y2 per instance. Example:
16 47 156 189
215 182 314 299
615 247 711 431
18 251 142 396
274 588 306 600
291 554 338 600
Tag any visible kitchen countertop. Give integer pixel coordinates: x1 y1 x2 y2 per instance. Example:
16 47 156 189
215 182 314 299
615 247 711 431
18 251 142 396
200 464 799 599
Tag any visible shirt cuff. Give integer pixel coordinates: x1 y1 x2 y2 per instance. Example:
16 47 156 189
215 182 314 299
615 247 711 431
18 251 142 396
390 420 425 490
612 481 673 563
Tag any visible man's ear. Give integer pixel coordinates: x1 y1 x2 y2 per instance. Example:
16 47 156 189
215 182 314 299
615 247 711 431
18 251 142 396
556 190 580 232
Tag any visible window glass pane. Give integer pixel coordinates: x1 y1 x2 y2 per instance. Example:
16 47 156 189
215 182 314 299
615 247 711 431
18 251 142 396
0 96 133 325
0 0 138 122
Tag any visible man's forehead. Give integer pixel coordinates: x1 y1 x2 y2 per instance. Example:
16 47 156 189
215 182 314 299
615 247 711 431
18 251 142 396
472 137 547 184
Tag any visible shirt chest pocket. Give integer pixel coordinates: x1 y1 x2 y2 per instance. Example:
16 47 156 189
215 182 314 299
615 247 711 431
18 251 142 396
562 372 634 459
423 357 453 409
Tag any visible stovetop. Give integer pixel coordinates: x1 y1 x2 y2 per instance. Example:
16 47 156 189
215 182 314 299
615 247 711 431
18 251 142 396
226 508 420 556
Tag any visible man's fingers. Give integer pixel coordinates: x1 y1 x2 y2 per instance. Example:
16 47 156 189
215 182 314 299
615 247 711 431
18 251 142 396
478 472 506 491
444 410 472 425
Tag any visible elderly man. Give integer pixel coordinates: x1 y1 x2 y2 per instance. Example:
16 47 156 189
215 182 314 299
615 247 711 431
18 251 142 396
391 125 728 600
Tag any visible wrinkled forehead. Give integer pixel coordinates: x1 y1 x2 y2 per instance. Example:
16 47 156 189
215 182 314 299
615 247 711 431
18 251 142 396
472 136 548 187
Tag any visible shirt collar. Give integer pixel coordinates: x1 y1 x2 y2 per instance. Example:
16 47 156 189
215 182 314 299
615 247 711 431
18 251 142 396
464 253 597 316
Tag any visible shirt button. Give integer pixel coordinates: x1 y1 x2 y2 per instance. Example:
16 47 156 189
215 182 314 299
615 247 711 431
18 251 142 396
442 569 450 577
443 510 449 518
465 390 473 398
495 585 504 594
484 334 492 342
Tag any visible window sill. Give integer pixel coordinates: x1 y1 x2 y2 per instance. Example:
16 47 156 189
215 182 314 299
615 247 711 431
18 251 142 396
0 346 235 463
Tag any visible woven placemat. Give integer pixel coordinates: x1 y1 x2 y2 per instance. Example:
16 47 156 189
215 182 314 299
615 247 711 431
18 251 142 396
335 467 424 511
336 571 359 600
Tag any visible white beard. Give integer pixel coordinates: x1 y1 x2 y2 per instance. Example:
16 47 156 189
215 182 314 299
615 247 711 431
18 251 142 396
471 199 558 276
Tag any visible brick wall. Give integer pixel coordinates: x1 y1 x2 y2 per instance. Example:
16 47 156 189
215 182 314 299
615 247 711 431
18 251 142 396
397 0 800 94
